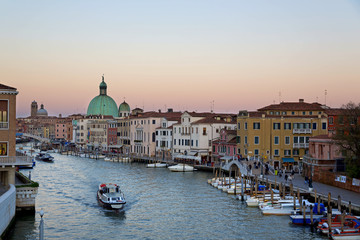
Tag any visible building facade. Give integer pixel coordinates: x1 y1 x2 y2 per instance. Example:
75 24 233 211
237 99 328 170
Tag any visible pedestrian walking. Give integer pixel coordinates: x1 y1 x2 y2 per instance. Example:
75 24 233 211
285 174 288 182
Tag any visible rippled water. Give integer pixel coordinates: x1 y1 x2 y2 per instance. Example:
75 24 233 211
9 153 326 240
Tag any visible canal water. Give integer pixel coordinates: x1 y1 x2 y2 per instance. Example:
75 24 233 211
9 152 326 240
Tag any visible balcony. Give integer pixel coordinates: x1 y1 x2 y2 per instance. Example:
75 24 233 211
293 129 312 134
0 122 9 129
293 143 309 149
0 156 33 166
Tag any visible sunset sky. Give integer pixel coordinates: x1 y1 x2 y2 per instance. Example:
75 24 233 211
1 1 360 117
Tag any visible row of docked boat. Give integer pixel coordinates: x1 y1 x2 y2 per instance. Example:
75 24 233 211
208 176 360 239
146 162 195 172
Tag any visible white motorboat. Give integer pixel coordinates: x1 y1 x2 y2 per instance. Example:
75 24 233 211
147 163 167 168
168 164 195 172
97 183 126 210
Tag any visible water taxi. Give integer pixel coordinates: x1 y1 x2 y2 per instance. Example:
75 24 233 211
97 183 126 210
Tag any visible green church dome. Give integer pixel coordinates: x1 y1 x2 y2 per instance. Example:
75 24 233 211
87 76 118 117
119 101 131 112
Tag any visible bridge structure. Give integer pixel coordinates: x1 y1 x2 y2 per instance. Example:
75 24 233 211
221 159 253 176
21 133 51 143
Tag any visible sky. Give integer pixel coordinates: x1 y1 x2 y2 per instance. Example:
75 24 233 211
1 1 360 117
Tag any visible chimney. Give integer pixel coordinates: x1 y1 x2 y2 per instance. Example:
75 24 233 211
158 109 161 113
299 99 304 103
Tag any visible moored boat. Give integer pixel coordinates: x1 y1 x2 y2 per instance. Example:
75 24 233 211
168 164 194 172
97 183 126 210
147 163 167 168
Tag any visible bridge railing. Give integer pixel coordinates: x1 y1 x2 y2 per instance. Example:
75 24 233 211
0 156 33 166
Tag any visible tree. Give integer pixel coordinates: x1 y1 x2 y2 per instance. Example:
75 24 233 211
332 102 360 178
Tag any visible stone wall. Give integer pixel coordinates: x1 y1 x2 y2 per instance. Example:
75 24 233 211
0 184 16 237
314 170 360 193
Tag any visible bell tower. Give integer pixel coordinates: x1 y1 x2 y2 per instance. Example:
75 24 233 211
31 100 38 117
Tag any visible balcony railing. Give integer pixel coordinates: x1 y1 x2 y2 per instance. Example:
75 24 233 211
0 122 9 129
0 156 33 166
293 129 312 134
293 143 309 149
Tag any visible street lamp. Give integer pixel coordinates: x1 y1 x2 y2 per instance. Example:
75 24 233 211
39 209 44 240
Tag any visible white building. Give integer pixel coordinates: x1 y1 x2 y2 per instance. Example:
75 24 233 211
130 110 181 157
155 116 180 160
172 112 237 163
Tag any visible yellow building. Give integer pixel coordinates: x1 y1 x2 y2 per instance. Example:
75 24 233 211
237 99 328 170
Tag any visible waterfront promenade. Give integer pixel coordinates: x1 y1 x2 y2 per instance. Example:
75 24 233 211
243 160 360 208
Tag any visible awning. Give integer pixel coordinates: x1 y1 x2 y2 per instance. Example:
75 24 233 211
188 151 198 156
173 154 201 162
220 156 233 161
108 145 123 148
282 157 295 163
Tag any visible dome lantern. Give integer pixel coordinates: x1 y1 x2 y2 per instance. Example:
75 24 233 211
99 75 107 95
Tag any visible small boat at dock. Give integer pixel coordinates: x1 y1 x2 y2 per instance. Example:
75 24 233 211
97 183 126 210
168 164 194 172
147 163 167 168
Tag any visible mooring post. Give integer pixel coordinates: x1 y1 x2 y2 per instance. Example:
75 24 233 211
338 195 341 212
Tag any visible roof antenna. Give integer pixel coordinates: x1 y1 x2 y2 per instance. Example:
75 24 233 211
279 91 282 103
324 89 327 106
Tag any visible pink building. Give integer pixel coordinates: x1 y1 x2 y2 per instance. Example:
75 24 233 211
212 129 237 162
302 135 344 180
55 123 67 140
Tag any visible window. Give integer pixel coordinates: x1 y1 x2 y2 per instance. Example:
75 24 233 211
293 149 299 156
284 123 291 130
309 111 312 115
274 149 279 156
244 136 248 144
322 122 327 130
152 133 155 142
238 123 240 129
174 128 176 134
244 122 248 130
196 127 198 134
302 111 306 115
191 140 193 146
285 136 290 145
274 136 279 145
253 122 260 129
282 112 287 115
254 136 259 144
284 150 291 156
254 149 259 155
0 100 8 129
329 117 334 125
203 127 207 135
312 123 317 130
273 123 280 130
152 120 156 124
182 139 184 145
293 137 298 143
291 112 295 115
0 142 7 156
196 140 198 146
236 136 241 144
245 149 248 155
